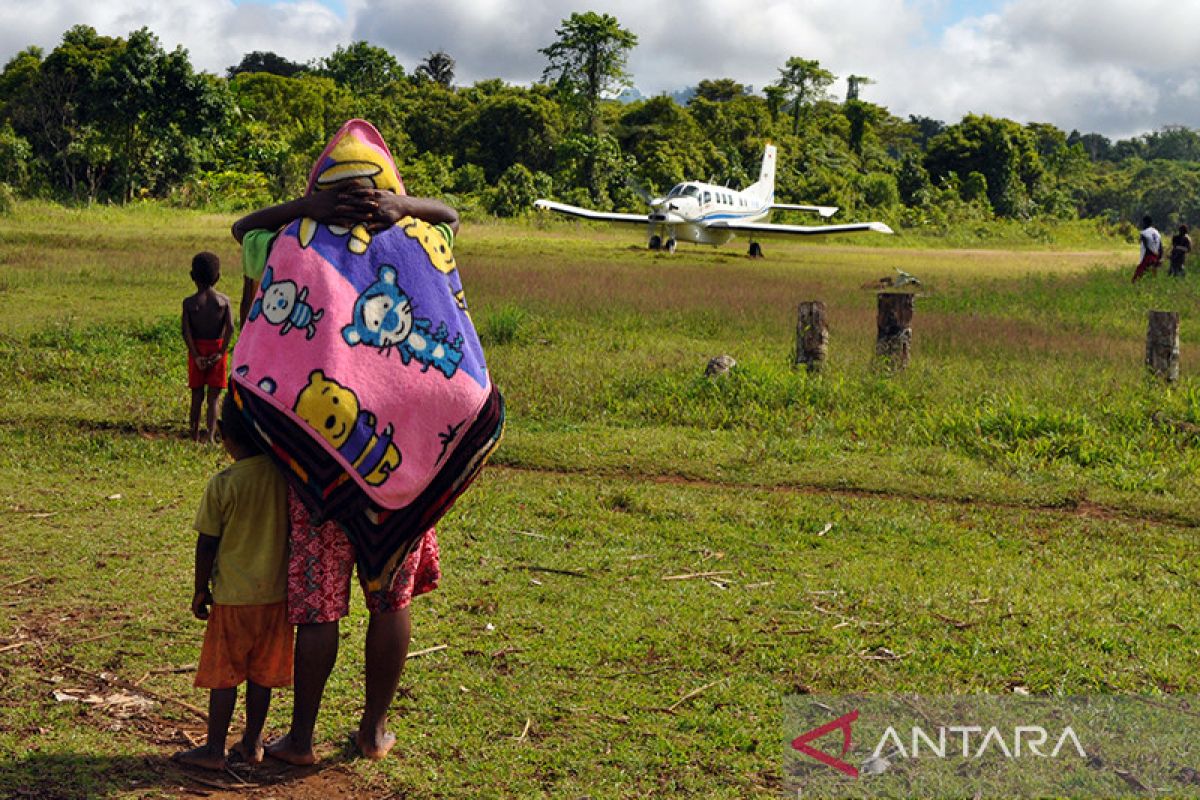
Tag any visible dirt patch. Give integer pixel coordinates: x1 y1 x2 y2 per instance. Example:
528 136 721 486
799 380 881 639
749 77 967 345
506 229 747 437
1 599 376 799
162 760 367 799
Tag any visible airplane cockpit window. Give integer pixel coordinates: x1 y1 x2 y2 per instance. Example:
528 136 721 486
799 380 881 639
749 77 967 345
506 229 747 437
667 184 701 199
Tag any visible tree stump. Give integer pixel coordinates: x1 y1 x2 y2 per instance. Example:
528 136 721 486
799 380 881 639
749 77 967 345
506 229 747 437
795 301 828 372
875 292 913 370
1146 310 1180 382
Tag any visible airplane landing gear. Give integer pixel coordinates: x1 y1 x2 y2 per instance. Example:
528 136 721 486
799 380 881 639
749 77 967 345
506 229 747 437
666 238 677 254
748 242 763 258
648 234 662 250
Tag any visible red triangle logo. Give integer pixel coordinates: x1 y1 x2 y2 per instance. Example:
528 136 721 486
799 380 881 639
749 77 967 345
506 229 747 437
791 709 860 778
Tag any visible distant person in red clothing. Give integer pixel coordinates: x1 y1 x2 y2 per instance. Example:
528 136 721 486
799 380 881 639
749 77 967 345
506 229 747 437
182 252 234 442
1132 215 1164 283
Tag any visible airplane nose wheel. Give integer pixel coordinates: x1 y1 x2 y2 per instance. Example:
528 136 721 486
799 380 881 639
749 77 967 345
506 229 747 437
666 238 677 254
748 241 763 258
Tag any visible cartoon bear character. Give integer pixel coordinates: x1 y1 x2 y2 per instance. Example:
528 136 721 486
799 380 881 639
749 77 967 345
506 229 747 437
342 265 414 350
401 216 457 274
293 370 401 486
342 264 465 378
248 266 323 339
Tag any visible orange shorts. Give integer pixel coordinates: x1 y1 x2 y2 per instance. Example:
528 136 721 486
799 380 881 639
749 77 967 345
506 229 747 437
194 602 293 689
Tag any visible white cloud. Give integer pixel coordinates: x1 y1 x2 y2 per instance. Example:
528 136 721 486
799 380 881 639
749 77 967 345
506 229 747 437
2 0 1199 138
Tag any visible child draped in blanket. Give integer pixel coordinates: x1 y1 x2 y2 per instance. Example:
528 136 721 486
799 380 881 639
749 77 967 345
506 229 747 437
229 118 502 763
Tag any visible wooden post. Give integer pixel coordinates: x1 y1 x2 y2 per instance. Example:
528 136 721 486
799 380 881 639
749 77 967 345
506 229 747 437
795 301 828 372
875 292 914 370
1146 310 1180 382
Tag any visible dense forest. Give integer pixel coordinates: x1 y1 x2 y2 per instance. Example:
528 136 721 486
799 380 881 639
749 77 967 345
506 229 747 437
2 13 1200 233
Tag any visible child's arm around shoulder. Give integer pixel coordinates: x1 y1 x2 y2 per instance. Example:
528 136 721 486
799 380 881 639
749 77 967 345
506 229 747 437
369 191 459 235
231 188 459 241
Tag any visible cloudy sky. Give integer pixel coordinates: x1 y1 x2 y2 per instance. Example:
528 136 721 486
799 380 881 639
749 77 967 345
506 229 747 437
2 0 1198 139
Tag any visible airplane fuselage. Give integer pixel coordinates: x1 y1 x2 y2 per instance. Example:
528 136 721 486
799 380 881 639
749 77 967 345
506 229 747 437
649 181 771 246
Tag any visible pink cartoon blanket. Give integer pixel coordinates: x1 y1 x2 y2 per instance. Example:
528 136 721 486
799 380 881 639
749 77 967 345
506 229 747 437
231 119 503 590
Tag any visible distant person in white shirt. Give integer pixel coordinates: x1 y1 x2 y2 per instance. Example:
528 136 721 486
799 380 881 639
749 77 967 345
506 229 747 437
1132 215 1163 282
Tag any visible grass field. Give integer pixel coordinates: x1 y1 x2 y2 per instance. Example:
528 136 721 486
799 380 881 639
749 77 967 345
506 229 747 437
1 204 1198 798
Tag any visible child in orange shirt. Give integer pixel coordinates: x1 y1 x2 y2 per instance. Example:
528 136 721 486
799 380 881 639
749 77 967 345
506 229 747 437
173 393 292 770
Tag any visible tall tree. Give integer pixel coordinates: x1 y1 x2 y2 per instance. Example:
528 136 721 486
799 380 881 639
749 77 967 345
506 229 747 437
845 74 873 102
99 28 230 200
925 114 1043 217
693 78 745 103
843 74 877 156
775 57 834 136
416 50 455 87
320 41 402 93
227 51 306 78
539 11 637 135
463 90 561 181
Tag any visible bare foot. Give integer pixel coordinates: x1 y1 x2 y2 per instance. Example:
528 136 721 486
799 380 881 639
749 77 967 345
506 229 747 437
230 739 264 766
265 733 316 766
172 744 226 771
353 728 396 760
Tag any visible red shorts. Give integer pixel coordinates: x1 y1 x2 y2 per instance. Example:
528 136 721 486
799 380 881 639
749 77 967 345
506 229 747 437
286 489 440 625
194 602 293 689
188 339 228 389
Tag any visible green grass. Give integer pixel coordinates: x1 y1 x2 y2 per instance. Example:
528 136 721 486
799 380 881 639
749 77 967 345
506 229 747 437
0 202 1197 798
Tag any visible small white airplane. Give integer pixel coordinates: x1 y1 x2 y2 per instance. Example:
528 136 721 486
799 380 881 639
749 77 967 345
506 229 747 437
534 144 893 256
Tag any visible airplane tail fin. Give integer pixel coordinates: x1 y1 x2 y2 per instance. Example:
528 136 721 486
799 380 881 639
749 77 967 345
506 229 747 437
745 144 776 203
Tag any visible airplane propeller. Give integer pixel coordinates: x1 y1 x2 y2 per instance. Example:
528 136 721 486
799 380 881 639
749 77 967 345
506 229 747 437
625 176 670 212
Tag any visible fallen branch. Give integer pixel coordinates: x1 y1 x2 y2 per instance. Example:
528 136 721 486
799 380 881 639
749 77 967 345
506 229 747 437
63 664 208 721
931 612 979 630
223 765 250 786
148 664 198 675
662 571 733 581
666 678 727 713
514 530 561 541
513 718 532 742
858 647 907 662
408 644 448 659
180 772 263 792
1 576 35 590
1115 768 1150 792
518 565 589 578
0 640 29 654
73 631 120 645
812 603 888 629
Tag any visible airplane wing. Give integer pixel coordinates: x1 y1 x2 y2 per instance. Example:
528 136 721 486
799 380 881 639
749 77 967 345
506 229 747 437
771 203 839 219
709 220 894 236
533 199 649 226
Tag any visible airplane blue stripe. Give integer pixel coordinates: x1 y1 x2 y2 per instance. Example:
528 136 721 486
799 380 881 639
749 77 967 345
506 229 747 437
699 209 770 222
